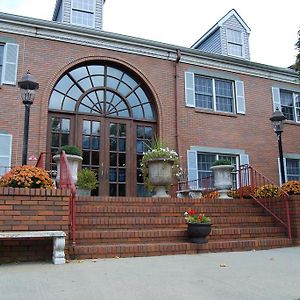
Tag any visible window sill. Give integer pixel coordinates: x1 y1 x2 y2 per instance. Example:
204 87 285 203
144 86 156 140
194 108 238 118
285 120 300 126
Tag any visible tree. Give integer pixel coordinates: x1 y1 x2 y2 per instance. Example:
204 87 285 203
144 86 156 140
296 29 300 77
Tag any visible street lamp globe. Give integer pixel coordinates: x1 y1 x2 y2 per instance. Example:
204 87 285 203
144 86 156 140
270 107 286 134
18 71 39 104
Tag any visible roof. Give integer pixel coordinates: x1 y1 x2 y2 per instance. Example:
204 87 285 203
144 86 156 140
191 9 251 49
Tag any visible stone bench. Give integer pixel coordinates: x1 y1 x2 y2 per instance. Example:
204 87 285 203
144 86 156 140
0 231 66 264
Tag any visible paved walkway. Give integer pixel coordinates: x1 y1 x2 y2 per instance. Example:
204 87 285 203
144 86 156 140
0 247 299 300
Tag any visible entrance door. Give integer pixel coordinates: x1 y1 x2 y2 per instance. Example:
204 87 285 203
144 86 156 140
48 113 155 196
79 116 132 196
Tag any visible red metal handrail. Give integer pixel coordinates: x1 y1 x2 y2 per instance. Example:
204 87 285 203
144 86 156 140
58 151 77 246
177 174 215 195
36 151 77 244
236 165 291 239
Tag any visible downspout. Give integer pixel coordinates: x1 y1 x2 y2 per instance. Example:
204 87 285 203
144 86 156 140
174 49 181 157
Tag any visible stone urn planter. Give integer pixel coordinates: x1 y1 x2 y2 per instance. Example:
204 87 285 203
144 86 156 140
210 164 234 199
53 153 82 185
187 223 212 244
147 158 174 197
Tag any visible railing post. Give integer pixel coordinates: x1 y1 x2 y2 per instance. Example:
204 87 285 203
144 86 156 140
238 166 243 199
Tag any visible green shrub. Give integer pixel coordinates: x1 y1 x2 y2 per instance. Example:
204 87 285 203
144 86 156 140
212 159 231 166
59 145 81 156
77 168 98 190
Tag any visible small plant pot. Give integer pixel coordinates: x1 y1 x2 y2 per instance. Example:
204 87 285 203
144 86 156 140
76 188 91 196
187 223 212 244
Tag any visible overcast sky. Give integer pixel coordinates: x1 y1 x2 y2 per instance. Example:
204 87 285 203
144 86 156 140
0 0 299 68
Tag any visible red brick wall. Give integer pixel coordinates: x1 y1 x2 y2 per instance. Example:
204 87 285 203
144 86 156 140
289 195 300 244
0 31 299 185
0 188 70 263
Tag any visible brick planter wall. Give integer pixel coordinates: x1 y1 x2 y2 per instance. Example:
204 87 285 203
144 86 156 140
289 195 300 244
0 187 70 263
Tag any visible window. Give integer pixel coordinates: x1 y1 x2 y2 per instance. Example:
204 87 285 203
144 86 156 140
227 29 243 57
0 134 12 176
0 44 4 82
71 0 95 27
194 75 234 113
280 90 300 122
197 153 238 188
286 159 300 181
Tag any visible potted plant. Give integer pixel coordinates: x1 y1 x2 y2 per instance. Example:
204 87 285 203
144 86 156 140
53 145 83 184
141 139 181 197
184 209 212 244
76 168 98 196
210 159 234 199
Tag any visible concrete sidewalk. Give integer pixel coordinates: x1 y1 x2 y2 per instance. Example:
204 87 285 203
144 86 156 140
0 247 299 300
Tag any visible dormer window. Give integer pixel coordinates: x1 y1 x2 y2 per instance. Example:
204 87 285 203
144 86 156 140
71 0 95 28
227 29 243 57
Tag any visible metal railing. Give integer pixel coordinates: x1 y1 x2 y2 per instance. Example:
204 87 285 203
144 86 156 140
236 164 291 239
36 151 77 245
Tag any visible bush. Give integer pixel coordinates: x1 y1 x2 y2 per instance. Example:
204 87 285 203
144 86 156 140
281 181 300 195
0 165 54 189
59 145 81 156
254 184 281 198
212 159 231 166
77 168 98 190
202 191 220 200
228 185 256 198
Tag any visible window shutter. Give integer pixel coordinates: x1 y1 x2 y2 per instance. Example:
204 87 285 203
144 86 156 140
235 80 246 114
2 43 19 85
187 150 198 187
0 134 12 176
239 154 249 167
185 72 195 107
277 158 287 186
272 87 281 111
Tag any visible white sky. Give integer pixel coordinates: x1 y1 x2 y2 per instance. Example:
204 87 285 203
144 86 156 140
0 0 299 68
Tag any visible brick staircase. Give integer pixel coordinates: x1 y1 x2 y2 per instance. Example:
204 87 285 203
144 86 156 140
70 196 293 259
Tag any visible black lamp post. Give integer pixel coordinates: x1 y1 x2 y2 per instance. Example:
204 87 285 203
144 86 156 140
270 108 286 184
18 71 39 165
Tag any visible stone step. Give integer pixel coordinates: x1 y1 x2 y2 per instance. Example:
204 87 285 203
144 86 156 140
75 226 286 244
71 237 293 259
75 215 277 229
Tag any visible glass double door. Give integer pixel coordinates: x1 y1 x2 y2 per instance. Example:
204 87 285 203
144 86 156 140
79 116 132 196
48 114 155 196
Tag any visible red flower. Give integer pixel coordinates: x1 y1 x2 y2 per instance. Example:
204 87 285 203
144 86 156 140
188 209 196 215
198 214 203 219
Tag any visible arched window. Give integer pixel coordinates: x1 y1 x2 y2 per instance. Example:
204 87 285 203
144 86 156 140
49 64 156 121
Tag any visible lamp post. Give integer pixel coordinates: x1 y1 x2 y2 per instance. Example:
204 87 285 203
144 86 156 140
18 71 39 165
270 108 286 184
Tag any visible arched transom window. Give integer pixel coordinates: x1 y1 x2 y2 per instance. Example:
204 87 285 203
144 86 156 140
49 63 156 120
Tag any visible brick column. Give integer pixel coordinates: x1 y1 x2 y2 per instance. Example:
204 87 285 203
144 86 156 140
289 195 300 244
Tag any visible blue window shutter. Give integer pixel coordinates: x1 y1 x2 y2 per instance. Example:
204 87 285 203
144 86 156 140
272 87 281 111
0 134 12 176
187 150 198 185
185 72 195 107
277 158 287 186
235 80 246 114
239 154 249 166
2 43 19 85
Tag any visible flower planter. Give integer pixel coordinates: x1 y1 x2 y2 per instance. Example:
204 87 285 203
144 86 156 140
53 154 83 185
187 223 212 244
76 188 91 196
147 158 174 197
210 165 234 199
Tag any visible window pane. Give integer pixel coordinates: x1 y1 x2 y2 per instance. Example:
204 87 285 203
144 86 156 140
215 80 233 112
286 159 300 181
195 76 213 109
280 90 295 121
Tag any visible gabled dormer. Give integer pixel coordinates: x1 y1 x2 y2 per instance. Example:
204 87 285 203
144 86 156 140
192 9 251 60
52 0 105 30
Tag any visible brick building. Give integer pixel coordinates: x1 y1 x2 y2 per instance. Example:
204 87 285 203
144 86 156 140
0 1 299 197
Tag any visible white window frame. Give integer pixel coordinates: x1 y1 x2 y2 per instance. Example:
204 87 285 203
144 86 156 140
0 133 12 176
70 0 96 28
226 28 244 58
194 75 236 113
280 90 300 122
0 43 4 83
